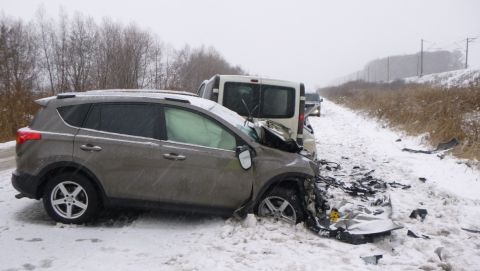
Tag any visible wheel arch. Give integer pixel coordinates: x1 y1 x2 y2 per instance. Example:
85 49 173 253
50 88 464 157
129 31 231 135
35 161 107 203
253 172 312 207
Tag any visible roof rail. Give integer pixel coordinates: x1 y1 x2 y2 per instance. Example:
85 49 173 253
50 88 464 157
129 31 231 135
57 93 76 99
164 97 190 104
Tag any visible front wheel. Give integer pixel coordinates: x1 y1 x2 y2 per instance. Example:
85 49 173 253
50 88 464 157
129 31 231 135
257 187 304 224
43 173 99 224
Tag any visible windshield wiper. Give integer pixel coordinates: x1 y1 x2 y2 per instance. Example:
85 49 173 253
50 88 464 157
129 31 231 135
241 98 259 126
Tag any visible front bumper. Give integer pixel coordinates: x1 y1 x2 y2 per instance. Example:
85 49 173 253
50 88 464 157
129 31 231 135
11 170 41 199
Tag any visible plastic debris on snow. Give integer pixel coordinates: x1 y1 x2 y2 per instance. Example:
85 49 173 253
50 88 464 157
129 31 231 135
303 159 403 244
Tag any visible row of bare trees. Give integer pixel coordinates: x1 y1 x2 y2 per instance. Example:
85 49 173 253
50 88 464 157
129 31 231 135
0 11 244 140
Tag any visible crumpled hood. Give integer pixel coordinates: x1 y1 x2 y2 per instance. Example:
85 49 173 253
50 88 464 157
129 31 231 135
252 120 303 154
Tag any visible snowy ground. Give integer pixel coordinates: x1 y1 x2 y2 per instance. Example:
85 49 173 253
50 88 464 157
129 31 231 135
1 101 480 270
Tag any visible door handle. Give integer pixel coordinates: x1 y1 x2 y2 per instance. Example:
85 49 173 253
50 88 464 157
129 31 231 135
80 144 103 152
163 153 186 161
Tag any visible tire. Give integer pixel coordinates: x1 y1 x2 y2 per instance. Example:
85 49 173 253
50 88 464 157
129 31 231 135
256 186 304 224
42 173 99 224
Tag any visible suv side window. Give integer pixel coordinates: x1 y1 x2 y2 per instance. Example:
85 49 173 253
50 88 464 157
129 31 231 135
84 103 159 139
164 107 236 151
57 104 91 127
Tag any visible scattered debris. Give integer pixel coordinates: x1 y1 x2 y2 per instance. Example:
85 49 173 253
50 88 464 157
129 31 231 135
419 177 427 183
395 138 402 142
402 138 459 155
302 160 402 244
402 148 432 154
461 227 480 234
436 138 459 151
410 209 428 221
407 230 430 239
361 255 383 265
434 247 450 262
388 181 411 190
318 159 341 171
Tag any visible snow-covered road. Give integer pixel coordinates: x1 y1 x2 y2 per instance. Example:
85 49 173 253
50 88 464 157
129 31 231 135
1 101 479 270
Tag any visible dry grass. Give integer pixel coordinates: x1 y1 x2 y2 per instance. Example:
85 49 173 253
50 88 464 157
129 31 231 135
319 81 480 161
0 92 44 142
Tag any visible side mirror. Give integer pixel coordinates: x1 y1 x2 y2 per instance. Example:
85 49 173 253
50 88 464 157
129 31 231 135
236 146 252 170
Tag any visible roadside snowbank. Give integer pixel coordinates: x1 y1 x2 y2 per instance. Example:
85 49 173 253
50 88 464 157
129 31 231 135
404 68 480 88
0 140 15 150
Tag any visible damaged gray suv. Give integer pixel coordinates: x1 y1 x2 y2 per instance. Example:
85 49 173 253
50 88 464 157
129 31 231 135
12 90 318 224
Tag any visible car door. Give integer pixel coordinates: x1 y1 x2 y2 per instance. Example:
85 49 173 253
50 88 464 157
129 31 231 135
152 105 254 209
73 102 165 200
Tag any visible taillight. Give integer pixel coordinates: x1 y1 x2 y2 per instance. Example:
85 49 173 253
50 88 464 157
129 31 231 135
297 83 305 145
16 128 41 145
299 112 305 124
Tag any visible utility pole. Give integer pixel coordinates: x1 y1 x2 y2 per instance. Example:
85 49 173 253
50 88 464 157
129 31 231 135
420 39 424 77
465 37 477 69
387 57 390 81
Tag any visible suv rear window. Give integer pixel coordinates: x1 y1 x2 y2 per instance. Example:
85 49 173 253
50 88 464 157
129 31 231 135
84 103 159 139
223 82 295 118
57 104 91 127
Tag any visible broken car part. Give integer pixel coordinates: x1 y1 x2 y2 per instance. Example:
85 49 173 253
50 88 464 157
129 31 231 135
409 209 428 221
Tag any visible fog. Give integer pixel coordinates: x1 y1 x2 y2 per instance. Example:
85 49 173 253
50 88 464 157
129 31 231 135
1 0 479 88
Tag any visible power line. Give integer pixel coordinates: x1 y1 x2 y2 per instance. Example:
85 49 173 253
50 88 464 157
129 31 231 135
465 37 477 69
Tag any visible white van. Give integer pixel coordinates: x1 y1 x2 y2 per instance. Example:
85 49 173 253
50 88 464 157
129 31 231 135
197 75 317 158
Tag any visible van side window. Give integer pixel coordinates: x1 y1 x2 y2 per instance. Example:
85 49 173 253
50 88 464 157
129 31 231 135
164 107 236 150
84 103 159 139
223 82 260 117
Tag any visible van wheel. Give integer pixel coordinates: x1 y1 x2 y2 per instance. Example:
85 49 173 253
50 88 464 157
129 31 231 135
43 173 99 224
257 187 304 224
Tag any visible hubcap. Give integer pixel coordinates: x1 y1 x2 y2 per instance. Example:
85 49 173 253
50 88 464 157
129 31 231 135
50 181 88 219
258 196 297 224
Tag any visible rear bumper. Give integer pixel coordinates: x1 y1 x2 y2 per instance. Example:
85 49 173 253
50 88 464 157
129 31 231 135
11 170 40 199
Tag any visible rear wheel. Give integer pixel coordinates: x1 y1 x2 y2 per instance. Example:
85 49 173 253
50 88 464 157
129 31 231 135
43 173 99 224
257 187 304 224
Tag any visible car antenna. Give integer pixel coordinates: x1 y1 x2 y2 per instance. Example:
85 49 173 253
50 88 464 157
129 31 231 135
242 98 258 126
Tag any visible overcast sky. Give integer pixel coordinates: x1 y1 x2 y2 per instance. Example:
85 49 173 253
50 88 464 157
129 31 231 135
1 0 479 88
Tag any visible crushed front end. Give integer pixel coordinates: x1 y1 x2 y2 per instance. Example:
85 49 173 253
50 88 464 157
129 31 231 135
302 161 402 244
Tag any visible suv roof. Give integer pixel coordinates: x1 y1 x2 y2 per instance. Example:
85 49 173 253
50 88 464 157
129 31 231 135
86 89 198 96
36 89 211 108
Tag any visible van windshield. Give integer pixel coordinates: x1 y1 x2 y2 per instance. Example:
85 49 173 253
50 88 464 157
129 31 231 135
222 82 295 119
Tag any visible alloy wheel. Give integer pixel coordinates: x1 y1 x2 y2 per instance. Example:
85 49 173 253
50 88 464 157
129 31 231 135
258 196 297 224
50 181 89 219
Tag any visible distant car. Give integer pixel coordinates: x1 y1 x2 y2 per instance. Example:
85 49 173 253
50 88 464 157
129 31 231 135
197 75 317 159
305 92 323 117
12 90 318 224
